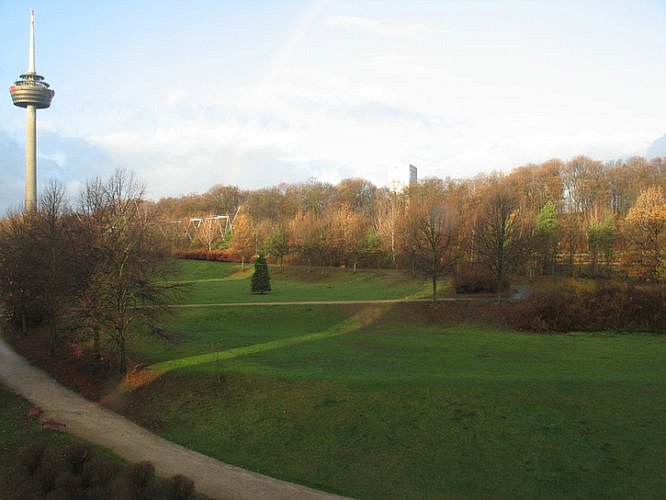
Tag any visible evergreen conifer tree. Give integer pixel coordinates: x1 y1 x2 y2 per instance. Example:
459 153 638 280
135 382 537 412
251 254 271 294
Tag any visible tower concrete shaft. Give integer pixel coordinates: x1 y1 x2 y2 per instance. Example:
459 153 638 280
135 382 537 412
26 105 37 211
9 10 54 211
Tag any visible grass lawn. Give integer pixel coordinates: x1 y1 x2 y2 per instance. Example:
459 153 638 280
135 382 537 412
171 259 439 303
119 273 666 500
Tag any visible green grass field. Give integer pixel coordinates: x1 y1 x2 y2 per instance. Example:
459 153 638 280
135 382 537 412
171 260 439 303
113 260 666 497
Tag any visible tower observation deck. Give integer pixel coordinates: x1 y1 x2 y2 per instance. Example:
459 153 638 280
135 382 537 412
9 72 54 109
8 10 55 211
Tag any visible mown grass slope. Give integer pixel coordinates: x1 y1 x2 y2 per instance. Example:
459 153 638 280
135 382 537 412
171 260 438 303
115 261 666 498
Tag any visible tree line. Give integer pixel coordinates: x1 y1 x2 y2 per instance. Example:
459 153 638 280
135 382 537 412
0 157 664 372
165 156 666 295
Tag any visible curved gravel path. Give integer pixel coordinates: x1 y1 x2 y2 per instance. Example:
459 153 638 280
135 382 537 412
0 337 347 500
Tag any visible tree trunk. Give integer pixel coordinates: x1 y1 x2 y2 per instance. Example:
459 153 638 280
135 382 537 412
93 326 101 363
21 310 27 336
118 334 127 375
496 267 504 303
49 320 57 355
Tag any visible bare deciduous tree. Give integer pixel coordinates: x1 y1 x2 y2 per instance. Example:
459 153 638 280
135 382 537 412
0 212 41 335
475 181 525 301
35 180 80 353
79 169 180 373
404 188 458 301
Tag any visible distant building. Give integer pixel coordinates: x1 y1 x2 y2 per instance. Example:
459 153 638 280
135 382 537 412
390 164 419 192
409 164 418 186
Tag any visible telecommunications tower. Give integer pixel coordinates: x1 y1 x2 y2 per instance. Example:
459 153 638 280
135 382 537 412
9 10 55 211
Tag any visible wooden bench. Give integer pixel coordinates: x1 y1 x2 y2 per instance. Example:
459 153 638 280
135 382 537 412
41 419 67 432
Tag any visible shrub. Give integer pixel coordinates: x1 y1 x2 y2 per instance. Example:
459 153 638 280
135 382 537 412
14 443 60 497
453 264 509 294
510 282 666 333
61 443 93 475
624 286 666 332
123 460 159 500
9 443 189 500
34 450 59 496
84 454 123 493
163 474 195 500
17 442 48 477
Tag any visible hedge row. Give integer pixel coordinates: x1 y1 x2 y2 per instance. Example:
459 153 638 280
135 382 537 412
510 282 665 333
174 248 241 262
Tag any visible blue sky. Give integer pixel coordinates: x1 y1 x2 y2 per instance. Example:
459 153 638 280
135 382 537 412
2 0 666 212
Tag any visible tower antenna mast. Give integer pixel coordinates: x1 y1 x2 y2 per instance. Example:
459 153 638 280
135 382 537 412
29 9 36 74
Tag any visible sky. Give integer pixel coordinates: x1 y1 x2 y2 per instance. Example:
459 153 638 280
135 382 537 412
1 0 666 213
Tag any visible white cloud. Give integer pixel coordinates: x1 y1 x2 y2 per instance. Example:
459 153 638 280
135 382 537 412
327 16 443 38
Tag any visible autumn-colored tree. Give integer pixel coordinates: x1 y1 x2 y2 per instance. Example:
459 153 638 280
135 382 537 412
206 184 243 215
327 206 369 270
608 157 666 215
374 187 405 267
587 215 615 277
296 179 335 215
334 178 377 216
291 211 329 270
622 186 666 281
246 186 287 221
252 218 273 256
534 200 560 275
195 215 225 250
558 213 586 277
266 223 291 272
231 211 255 271
536 160 565 210
562 156 607 215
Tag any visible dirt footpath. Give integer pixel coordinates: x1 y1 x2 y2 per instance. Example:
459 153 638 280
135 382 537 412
0 337 347 500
